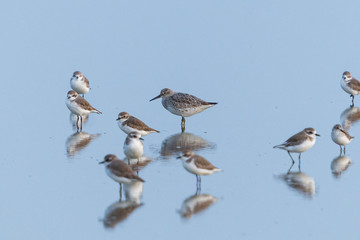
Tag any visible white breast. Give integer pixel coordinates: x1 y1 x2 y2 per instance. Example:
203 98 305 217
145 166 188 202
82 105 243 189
71 78 89 94
123 139 143 159
341 80 360 95
331 130 351 146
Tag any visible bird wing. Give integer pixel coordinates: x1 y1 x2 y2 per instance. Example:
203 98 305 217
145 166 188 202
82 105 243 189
283 131 307 146
193 155 217 170
126 116 159 132
340 128 354 140
84 76 90 88
348 78 360 91
75 97 101 113
170 93 209 108
108 161 145 182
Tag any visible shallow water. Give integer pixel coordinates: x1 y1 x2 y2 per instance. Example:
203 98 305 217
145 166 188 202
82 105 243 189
2 0 360 239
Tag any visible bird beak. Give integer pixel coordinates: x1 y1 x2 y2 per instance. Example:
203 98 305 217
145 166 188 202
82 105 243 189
116 117 120 121
150 94 162 101
176 156 181 159
315 134 320 136
99 160 105 164
140 137 144 141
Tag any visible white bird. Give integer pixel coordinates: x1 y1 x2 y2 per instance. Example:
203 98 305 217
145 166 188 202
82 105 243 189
123 132 144 164
273 128 320 164
331 124 354 155
65 90 101 131
70 71 90 96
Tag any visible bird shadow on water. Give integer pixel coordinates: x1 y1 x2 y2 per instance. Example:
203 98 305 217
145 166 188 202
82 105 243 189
159 131 216 159
276 162 315 199
65 131 101 158
101 182 144 229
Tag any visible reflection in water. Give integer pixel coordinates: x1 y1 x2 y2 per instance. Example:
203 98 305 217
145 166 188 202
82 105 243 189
340 106 360 131
69 113 89 131
103 182 143 228
331 155 352 178
122 156 152 173
179 193 218 219
160 132 216 158
278 165 315 198
66 132 100 157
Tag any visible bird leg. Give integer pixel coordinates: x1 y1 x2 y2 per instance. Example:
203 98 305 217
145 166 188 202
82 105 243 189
351 95 354 107
287 151 295 164
80 116 83 132
344 146 346 155
287 161 295 174
298 153 301 171
119 183 123 201
76 116 80 132
181 117 186 132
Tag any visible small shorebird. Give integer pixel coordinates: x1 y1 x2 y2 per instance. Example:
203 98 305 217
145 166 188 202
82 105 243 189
70 71 90 97
177 151 221 190
273 128 320 165
150 88 217 131
99 154 145 199
341 71 360 106
123 132 144 164
116 112 159 136
331 124 354 155
65 90 101 131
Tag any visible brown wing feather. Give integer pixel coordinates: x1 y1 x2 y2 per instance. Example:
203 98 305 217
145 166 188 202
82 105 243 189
126 116 159 132
284 131 307 146
75 96 101 113
193 155 217 170
83 76 90 89
340 128 354 140
348 78 360 91
108 161 145 182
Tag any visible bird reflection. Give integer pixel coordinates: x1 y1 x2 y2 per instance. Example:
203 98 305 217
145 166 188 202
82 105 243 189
66 132 100 157
278 164 315 198
122 156 152 173
69 113 89 131
340 106 360 131
103 182 143 228
160 132 216 158
179 193 218 219
331 155 352 178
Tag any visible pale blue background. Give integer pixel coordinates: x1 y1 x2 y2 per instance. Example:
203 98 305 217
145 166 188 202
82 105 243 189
1 0 360 239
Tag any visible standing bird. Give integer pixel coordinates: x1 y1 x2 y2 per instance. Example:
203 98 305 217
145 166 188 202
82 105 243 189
70 71 90 97
65 90 101 131
176 151 221 191
341 71 360 107
273 128 320 167
150 88 217 132
331 124 354 155
99 154 144 200
123 132 144 164
116 112 159 136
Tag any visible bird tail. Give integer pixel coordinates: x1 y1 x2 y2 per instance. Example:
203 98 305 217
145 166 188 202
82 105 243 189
93 109 102 114
273 144 284 149
134 175 145 182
